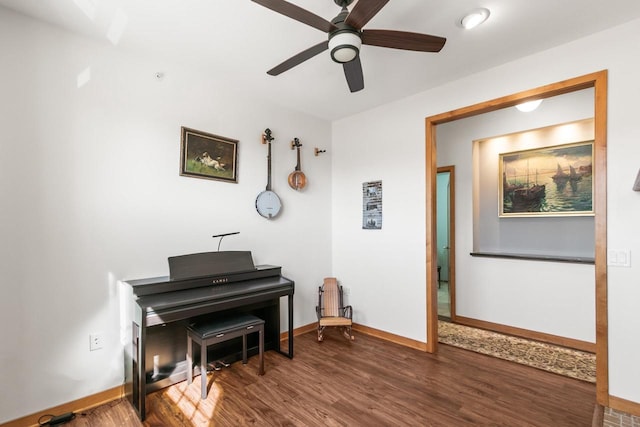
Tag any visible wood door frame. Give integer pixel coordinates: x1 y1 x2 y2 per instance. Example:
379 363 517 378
436 166 456 322
424 70 609 406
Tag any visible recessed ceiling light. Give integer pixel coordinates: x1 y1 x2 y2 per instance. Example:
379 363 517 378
460 8 490 30
515 99 543 112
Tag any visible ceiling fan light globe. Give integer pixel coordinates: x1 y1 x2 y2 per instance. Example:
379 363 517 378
331 46 359 63
328 32 361 63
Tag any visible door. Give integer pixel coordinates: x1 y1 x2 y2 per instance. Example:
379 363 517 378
436 166 455 321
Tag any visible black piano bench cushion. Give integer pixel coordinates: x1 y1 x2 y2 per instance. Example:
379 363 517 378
188 314 264 338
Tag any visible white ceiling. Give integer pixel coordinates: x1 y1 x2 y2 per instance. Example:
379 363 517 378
3 0 640 120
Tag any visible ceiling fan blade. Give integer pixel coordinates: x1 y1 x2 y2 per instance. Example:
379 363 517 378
362 29 446 52
345 0 389 30
267 41 329 76
252 0 337 33
343 56 364 93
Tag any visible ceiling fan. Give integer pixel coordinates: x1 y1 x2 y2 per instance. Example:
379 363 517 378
252 0 446 93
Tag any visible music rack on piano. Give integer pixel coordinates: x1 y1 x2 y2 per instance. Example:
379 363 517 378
123 251 294 421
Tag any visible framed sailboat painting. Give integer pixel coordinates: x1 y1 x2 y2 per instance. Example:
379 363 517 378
499 141 594 217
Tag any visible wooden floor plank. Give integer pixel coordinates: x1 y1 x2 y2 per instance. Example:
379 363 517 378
66 330 595 426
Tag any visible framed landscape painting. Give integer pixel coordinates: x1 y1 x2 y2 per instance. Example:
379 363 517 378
180 127 238 183
499 140 594 217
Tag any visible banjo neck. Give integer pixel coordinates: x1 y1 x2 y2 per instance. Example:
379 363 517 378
266 140 273 191
295 140 302 171
262 128 275 192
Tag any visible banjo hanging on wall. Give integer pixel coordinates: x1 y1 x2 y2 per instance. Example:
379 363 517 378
288 137 307 190
256 128 282 219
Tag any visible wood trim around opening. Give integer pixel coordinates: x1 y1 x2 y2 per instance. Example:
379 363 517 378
424 70 608 405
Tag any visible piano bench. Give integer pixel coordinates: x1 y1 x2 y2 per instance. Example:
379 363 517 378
186 314 265 399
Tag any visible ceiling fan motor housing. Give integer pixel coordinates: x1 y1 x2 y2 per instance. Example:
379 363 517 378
334 0 355 7
328 8 361 63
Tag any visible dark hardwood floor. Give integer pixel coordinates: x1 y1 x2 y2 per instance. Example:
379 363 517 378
68 330 596 426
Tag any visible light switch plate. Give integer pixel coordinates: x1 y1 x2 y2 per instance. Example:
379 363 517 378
608 250 631 267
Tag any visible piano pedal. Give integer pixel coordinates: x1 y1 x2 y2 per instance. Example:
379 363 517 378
207 360 229 371
207 362 222 371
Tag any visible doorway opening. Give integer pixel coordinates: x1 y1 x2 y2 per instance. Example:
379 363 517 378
436 166 455 321
424 70 608 406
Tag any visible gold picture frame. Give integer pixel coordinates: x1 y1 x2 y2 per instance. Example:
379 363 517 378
499 140 594 217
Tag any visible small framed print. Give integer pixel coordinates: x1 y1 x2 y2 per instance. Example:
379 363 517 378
363 180 382 229
180 127 238 183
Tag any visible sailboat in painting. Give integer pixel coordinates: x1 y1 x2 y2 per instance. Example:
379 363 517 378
552 163 583 183
503 162 546 212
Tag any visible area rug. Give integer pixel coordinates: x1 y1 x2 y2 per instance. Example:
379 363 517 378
438 321 596 383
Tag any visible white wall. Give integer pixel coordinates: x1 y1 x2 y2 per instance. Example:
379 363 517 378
332 104 428 341
332 18 640 404
0 8 332 423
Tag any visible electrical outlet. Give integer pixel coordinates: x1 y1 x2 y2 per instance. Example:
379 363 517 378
90 333 104 351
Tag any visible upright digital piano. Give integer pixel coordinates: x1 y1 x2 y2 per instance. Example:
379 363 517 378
123 251 294 420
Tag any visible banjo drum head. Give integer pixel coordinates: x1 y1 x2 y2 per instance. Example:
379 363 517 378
255 190 282 218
